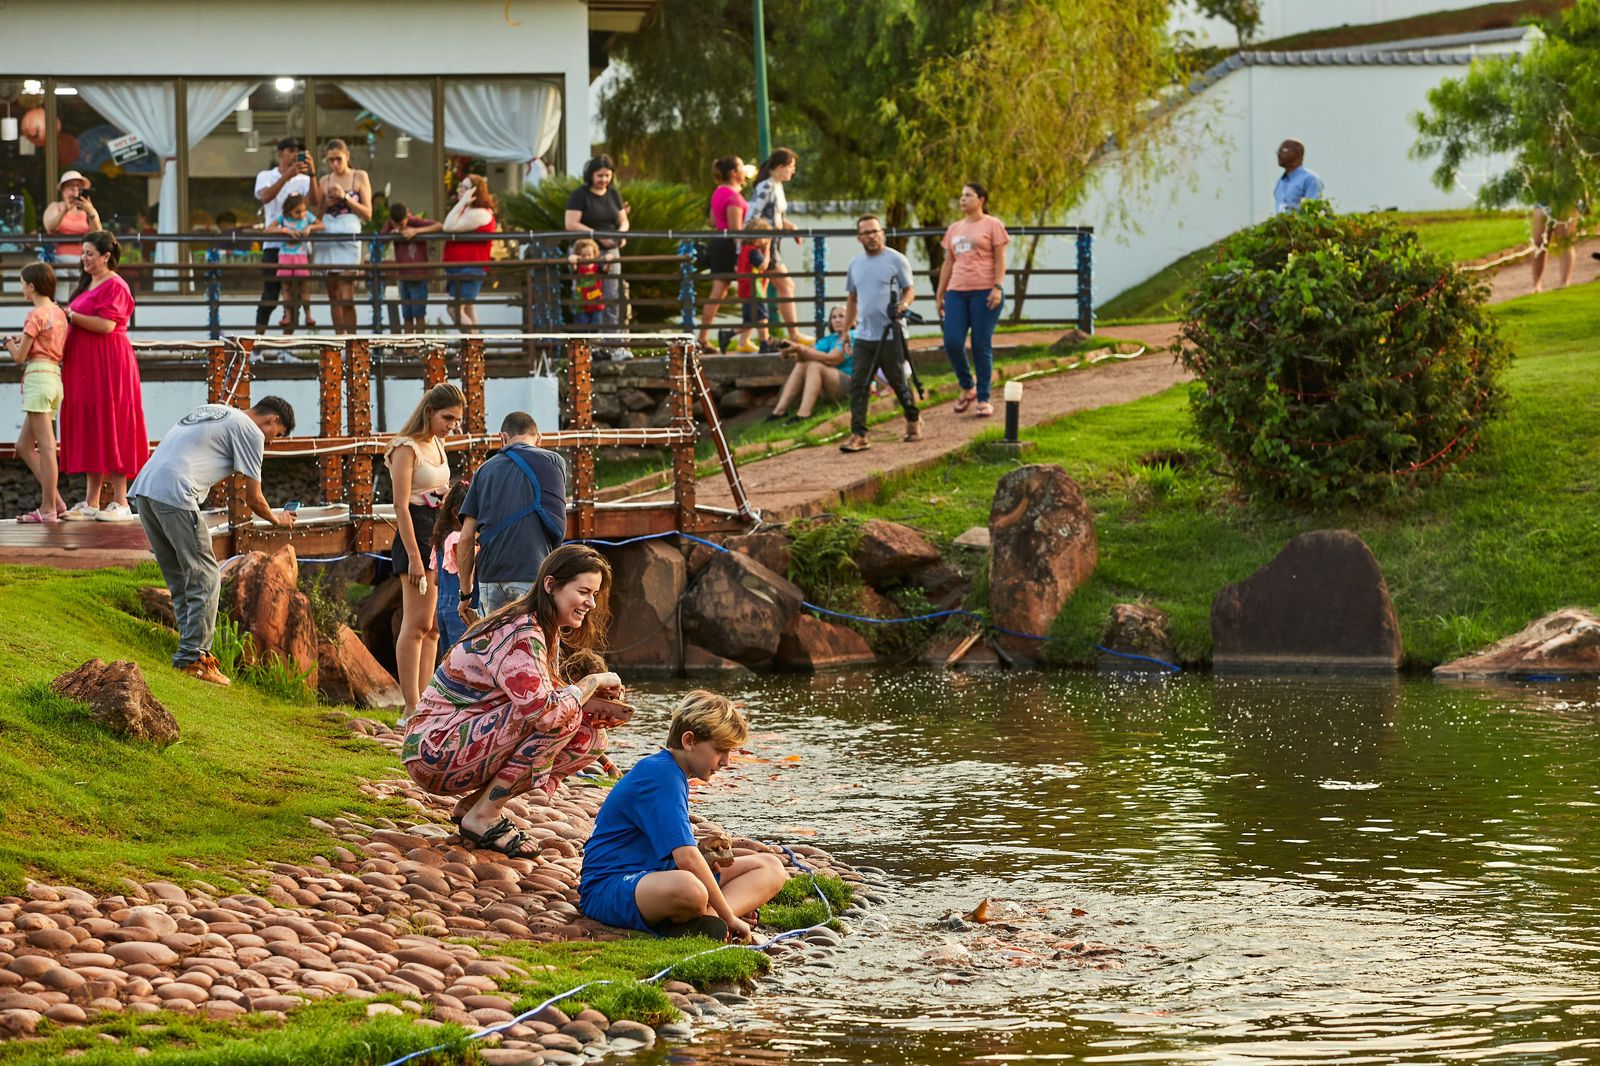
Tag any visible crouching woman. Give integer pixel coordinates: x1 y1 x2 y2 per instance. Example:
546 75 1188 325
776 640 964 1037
402 544 624 857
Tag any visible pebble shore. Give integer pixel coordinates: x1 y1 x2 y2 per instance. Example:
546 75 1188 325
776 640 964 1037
0 716 888 1060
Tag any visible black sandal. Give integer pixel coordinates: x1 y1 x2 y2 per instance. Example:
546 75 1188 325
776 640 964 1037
460 816 539 858
651 914 729 941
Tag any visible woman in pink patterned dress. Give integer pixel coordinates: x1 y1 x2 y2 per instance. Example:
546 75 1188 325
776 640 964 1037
401 544 626 857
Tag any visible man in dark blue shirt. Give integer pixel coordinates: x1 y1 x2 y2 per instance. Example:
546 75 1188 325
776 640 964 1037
580 691 788 940
456 411 567 621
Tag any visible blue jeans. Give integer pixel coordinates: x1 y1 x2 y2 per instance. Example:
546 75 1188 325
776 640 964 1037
398 280 429 321
574 309 604 326
434 547 467 651
942 289 1003 403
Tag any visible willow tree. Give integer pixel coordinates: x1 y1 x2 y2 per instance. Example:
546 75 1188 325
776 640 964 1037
891 0 1182 318
1412 0 1600 218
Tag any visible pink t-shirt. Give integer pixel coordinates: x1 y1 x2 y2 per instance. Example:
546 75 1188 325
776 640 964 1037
709 185 748 232
23 303 68 364
942 215 1010 292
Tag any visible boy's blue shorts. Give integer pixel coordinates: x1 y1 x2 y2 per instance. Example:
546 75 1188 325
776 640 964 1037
579 868 723 935
580 871 656 932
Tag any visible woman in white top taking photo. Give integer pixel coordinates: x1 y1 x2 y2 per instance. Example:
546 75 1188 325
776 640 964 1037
386 382 465 722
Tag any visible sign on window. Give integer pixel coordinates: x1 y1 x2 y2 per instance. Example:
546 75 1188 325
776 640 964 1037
107 132 148 166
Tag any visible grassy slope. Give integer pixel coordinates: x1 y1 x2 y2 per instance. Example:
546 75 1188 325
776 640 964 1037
0 563 410 892
848 287 1600 667
1098 211 1528 322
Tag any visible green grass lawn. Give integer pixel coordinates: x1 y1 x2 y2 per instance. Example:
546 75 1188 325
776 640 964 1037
1098 210 1528 323
848 285 1600 668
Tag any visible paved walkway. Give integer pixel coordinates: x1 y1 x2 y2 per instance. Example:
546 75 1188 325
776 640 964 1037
637 327 1190 521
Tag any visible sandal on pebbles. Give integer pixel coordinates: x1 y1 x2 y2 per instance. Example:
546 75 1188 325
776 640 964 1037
459 815 539 858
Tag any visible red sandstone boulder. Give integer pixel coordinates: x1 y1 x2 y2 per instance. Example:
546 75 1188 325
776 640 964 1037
1433 608 1600 680
1098 603 1176 671
601 540 685 673
774 614 878 672
223 546 319 685
915 561 970 611
1211 530 1402 674
683 645 751 675
50 660 179 745
728 531 793 580
855 520 941 586
682 551 803 665
988 465 1098 657
317 625 403 708
137 586 176 630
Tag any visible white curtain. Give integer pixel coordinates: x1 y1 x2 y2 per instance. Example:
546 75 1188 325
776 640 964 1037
341 79 561 164
76 81 257 290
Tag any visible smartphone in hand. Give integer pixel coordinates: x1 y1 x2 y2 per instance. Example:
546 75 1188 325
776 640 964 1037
284 501 301 513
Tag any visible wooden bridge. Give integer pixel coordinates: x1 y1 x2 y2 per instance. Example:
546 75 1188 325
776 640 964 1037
0 333 757 569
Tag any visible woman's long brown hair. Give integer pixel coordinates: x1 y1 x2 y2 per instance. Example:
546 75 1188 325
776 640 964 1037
460 543 611 665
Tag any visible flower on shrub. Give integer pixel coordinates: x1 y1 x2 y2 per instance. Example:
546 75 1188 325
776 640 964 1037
1177 201 1511 503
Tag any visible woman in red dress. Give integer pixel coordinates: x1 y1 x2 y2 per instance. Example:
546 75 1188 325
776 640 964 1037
59 231 147 522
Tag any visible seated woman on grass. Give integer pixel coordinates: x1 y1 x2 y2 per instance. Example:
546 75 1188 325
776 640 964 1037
402 544 626 857
768 304 854 423
580 691 788 942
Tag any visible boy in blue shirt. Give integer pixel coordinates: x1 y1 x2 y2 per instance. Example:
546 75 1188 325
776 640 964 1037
580 691 788 941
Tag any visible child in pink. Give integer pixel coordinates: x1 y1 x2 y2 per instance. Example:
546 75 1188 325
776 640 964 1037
4 262 68 522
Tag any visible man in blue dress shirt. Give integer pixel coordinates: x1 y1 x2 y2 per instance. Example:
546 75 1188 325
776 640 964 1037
1274 139 1324 213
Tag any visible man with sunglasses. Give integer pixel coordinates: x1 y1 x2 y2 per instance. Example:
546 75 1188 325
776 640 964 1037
254 137 317 333
839 215 921 453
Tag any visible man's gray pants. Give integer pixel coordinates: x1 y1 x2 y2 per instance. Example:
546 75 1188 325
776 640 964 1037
479 581 534 616
135 496 220 668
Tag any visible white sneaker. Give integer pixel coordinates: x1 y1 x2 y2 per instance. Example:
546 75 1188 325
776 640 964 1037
95 502 136 523
60 502 100 522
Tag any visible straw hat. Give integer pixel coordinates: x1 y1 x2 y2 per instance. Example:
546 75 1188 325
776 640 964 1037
58 170 92 189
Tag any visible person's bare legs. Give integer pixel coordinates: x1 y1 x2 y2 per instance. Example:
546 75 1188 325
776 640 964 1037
395 580 440 716
697 279 732 349
634 853 788 926
1531 206 1551 293
771 361 806 416
108 474 129 510
460 302 479 333
84 472 105 511
1556 216 1578 287
16 415 63 516
769 264 803 338
796 361 826 418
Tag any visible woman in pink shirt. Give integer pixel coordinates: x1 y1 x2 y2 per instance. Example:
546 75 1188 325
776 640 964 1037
936 183 1009 417
695 155 749 354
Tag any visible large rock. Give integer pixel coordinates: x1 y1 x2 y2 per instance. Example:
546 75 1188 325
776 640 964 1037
1434 608 1600 680
682 645 752 676
682 551 803 665
137 586 176 630
1098 603 1176 672
601 541 685 673
316 625 403 708
223 546 319 685
855 520 941 586
774 613 878 672
50 660 179 745
1211 530 1402 674
915 562 970 612
355 576 403 676
728 531 793 580
987 465 1098 657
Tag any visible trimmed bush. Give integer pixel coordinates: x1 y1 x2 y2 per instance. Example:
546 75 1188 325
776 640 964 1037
1177 202 1511 503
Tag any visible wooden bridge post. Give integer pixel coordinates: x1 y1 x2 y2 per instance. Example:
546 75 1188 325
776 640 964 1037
318 344 344 504
668 340 697 532
221 342 252 535
345 338 375 552
567 338 596 540
461 337 487 476
423 344 448 389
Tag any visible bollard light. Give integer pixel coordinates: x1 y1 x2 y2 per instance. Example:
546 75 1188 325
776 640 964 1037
1003 379 1023 442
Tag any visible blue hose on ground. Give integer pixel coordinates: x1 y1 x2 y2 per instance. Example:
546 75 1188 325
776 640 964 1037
378 840 839 1066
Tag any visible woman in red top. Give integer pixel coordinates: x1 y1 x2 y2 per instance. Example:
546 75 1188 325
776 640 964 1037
442 175 497 333
59 231 147 522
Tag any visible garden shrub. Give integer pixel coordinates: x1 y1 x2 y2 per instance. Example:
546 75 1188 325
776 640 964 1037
1178 202 1511 503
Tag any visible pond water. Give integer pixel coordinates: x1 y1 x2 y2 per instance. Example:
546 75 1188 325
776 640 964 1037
604 670 1600 1065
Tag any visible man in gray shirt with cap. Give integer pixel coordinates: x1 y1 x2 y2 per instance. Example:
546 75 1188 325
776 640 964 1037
131 397 298 686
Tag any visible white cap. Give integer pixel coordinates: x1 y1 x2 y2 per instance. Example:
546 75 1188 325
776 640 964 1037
58 170 91 189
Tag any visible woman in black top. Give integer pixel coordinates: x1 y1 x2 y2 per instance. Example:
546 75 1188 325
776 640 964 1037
563 155 629 327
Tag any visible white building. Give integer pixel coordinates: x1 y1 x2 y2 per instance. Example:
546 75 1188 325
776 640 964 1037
1169 0 1529 48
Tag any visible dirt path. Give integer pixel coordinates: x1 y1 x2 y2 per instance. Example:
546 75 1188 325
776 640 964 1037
1480 235 1600 302
639 341 1191 521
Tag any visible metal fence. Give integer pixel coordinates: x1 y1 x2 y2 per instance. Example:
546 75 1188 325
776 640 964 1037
4 226 1094 342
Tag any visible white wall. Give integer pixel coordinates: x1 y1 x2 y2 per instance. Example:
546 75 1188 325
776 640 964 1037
1073 58 1511 309
0 0 592 173
1171 0 1513 47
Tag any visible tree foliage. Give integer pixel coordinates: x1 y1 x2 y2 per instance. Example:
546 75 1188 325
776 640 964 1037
1178 202 1511 504
1412 0 1600 216
596 0 1179 240
1193 0 1262 46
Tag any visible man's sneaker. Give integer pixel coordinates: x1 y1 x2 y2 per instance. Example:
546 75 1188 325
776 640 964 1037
60 502 100 522
95 502 136 522
198 652 232 686
180 658 230 686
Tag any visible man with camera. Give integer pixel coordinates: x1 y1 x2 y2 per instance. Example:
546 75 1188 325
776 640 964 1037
253 137 317 333
839 214 921 453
